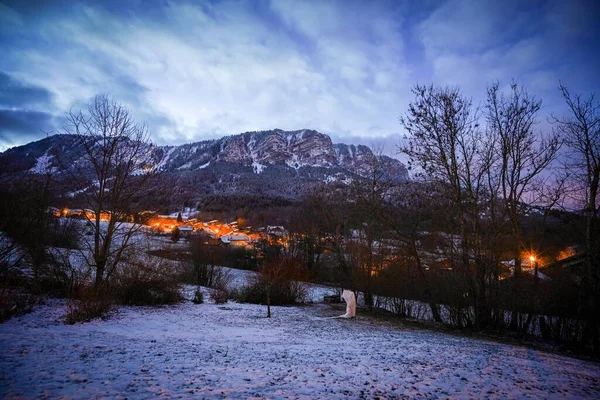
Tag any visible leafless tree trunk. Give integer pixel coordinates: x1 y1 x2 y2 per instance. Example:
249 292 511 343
486 81 560 330
552 84 600 354
58 95 154 290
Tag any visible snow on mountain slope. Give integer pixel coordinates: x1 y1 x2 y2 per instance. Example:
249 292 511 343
0 130 408 204
151 129 406 180
1 291 598 399
29 151 56 174
1 129 407 181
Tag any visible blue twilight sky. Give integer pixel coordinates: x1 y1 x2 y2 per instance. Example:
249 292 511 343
1 0 599 152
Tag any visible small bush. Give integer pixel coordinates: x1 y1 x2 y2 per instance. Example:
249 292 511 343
114 256 183 306
0 287 38 323
44 252 90 299
187 235 257 274
171 227 180 243
184 239 234 292
234 255 308 306
65 287 113 324
210 288 228 304
48 218 80 249
234 277 307 305
182 262 234 289
193 288 204 304
117 278 182 306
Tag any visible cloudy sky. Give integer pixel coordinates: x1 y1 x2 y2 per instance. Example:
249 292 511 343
1 0 599 152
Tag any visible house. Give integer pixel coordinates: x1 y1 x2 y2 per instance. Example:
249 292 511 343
99 211 111 221
267 225 287 236
178 225 194 236
540 253 588 283
220 235 250 247
66 208 94 220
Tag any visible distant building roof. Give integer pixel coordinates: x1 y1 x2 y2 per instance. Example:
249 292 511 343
267 225 287 236
221 235 249 244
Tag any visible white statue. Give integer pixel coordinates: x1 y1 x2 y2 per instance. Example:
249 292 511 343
340 290 356 318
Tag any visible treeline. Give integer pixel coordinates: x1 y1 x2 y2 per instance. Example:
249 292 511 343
281 82 599 356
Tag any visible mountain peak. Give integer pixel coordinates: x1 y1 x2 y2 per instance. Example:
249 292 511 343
0 129 408 204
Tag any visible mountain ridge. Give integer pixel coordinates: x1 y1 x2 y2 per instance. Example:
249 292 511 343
1 128 407 180
0 129 408 210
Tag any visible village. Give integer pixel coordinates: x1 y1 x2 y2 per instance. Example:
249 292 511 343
49 207 584 284
52 206 288 249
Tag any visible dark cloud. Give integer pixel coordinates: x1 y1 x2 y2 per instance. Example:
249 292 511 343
0 0 598 150
0 71 54 109
0 71 59 149
0 109 58 147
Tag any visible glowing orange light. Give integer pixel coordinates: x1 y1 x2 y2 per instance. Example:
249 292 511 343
529 255 536 263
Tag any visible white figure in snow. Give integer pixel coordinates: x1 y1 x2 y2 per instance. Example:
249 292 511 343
341 290 356 318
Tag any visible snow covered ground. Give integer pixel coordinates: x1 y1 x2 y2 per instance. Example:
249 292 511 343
1 287 599 399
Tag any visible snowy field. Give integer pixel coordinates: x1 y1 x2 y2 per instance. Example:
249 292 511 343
1 287 599 399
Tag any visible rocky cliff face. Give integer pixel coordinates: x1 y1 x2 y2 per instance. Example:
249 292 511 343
0 129 408 207
152 129 405 180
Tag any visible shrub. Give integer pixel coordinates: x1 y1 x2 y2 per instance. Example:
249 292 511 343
113 255 183 306
117 278 182 306
0 287 38 323
234 255 308 307
183 261 234 291
65 287 113 324
210 288 228 304
171 227 180 243
187 234 256 274
192 288 204 304
186 236 235 288
48 218 80 249
234 277 307 305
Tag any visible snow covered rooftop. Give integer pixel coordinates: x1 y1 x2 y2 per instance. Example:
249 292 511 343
220 235 249 244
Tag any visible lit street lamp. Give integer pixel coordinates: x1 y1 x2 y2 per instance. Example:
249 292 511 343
529 254 538 280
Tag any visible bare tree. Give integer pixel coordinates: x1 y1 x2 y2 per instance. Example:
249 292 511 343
381 181 449 323
258 254 307 318
0 171 62 287
486 82 560 330
59 95 154 289
552 83 600 354
188 234 231 292
295 188 353 287
486 82 560 273
400 84 495 329
346 150 393 309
